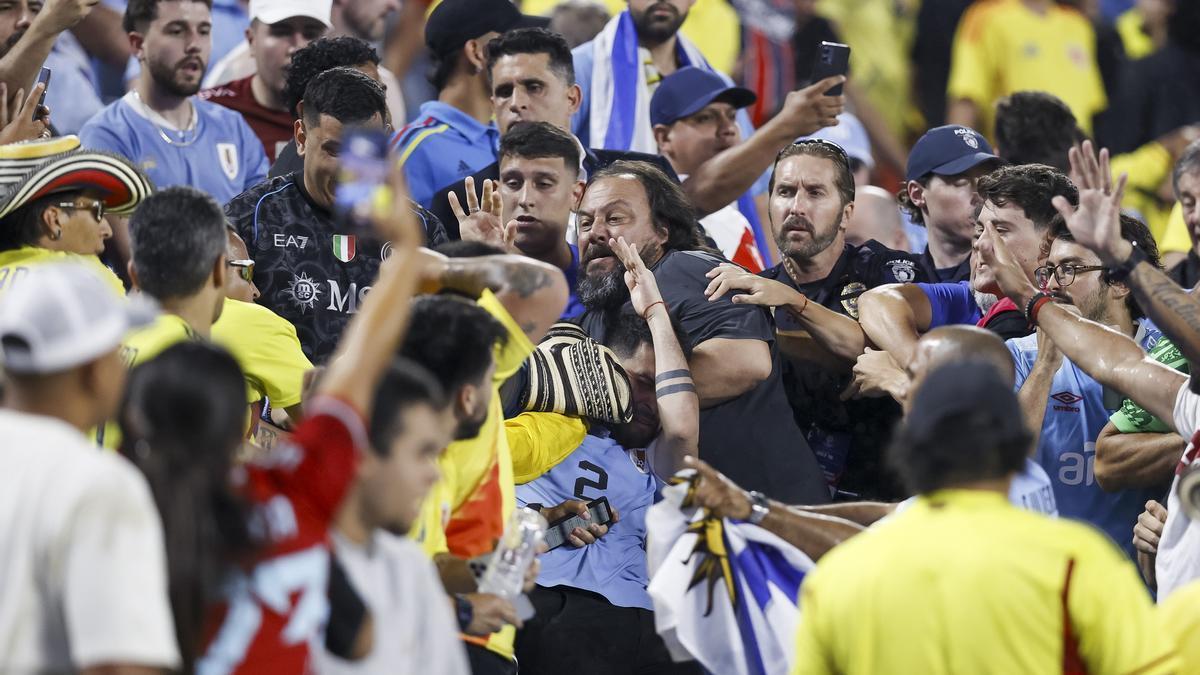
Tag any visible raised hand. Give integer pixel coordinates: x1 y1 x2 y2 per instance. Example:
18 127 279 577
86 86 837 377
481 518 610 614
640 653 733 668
0 82 50 145
1054 140 1130 265
977 220 1038 305
613 235 665 319
777 75 847 136
704 262 803 307
449 176 517 253
681 455 752 521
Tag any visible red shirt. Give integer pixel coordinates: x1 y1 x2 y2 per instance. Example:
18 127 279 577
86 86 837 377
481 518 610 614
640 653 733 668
201 75 294 163
198 396 363 674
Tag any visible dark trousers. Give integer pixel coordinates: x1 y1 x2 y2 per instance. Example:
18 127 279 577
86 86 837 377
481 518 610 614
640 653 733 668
514 585 702 675
467 642 517 675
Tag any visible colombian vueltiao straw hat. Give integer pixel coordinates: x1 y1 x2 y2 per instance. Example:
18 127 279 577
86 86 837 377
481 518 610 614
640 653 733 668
0 135 153 220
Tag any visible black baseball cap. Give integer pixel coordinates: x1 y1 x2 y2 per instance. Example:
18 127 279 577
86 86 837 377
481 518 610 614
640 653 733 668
650 66 757 127
905 124 1001 182
903 360 1027 446
425 0 547 60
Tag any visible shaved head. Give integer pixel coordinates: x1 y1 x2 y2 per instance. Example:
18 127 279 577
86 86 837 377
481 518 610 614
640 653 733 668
906 326 1015 410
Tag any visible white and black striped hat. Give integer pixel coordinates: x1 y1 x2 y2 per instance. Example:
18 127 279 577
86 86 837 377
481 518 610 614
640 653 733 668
0 135 153 220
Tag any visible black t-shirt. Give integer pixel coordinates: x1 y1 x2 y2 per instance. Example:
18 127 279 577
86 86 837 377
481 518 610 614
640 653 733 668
1170 250 1200 290
427 147 679 240
760 241 927 501
225 172 445 363
577 249 831 505
918 246 971 283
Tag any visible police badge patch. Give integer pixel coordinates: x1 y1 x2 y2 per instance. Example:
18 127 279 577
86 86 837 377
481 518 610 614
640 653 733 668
840 281 868 319
954 127 980 149
886 259 917 283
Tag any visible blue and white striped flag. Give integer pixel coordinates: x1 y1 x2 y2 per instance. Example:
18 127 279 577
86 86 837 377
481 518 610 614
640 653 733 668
647 475 814 675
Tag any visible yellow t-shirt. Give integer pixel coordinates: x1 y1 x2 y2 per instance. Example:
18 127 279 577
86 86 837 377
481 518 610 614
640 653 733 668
211 298 313 408
410 289 534 661
1161 202 1191 254
1159 579 1200 671
947 0 1106 136
0 246 125 298
793 490 1177 675
1110 141 1174 241
1116 8 1155 60
96 313 198 448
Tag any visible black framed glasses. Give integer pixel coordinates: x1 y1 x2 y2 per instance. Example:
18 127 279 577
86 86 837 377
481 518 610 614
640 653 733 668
56 200 104 222
227 258 255 283
1034 263 1106 289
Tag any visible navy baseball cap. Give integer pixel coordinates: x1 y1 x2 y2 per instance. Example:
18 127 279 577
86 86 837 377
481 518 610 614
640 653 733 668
425 0 547 60
905 124 1000 182
650 67 757 127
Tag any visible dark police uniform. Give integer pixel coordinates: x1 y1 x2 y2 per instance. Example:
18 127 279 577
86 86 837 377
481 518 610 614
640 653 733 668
760 240 927 501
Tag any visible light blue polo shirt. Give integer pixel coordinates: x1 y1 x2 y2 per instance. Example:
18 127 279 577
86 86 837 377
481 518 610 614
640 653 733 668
392 100 500 210
79 92 268 205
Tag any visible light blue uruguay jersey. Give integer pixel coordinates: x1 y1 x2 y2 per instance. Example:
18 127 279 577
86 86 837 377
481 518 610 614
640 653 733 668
1009 321 1165 557
516 428 662 610
79 92 268 205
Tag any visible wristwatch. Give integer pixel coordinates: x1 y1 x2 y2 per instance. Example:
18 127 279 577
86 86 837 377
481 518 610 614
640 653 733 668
746 491 770 525
1106 244 1147 284
454 593 474 631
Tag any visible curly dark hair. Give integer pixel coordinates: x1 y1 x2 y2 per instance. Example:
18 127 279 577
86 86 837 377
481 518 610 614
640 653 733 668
977 164 1078 231
284 36 380 120
1041 213 1162 320
994 92 1086 172
302 67 387 127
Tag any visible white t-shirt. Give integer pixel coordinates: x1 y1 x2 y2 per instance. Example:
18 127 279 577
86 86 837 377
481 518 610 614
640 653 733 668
0 409 179 671
315 530 468 675
1155 382 1200 600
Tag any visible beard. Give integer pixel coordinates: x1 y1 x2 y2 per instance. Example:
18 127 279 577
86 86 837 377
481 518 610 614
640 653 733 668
453 405 489 441
631 2 686 45
577 240 662 311
147 54 207 98
973 291 999 314
0 28 25 59
776 212 842 262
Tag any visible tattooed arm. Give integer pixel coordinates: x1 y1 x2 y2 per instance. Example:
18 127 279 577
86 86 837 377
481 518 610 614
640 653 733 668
428 252 568 342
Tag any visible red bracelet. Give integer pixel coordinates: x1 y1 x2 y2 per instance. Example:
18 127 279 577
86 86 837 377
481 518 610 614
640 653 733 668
1027 294 1055 325
643 300 667 319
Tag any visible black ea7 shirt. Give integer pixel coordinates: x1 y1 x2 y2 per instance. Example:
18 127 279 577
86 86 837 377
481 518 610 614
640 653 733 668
578 249 831 505
225 172 445 363
760 240 927 501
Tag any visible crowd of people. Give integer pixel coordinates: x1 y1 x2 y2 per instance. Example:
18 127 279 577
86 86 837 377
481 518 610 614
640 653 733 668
1 0 1200 673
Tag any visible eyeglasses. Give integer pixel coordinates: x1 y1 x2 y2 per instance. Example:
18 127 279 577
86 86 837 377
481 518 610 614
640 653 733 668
227 259 255 283
56 200 105 222
1034 263 1106 289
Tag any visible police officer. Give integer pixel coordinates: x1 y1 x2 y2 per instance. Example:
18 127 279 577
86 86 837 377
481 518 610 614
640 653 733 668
757 138 926 501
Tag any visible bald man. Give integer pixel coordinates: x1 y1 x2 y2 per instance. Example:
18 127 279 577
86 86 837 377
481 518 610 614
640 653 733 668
686 324 1056 558
846 186 910 253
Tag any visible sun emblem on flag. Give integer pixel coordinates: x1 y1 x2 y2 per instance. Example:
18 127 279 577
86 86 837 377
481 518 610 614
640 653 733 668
287 272 322 312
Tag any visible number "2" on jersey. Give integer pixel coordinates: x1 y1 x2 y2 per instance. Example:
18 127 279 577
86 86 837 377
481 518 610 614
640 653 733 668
574 460 608 500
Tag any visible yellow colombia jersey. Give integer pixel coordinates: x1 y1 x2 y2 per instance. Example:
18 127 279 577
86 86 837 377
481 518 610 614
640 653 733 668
793 490 1177 675
948 0 1106 136
410 290 586 661
97 313 198 449
1161 202 1190 255
212 298 312 408
0 246 125 298
1159 579 1200 671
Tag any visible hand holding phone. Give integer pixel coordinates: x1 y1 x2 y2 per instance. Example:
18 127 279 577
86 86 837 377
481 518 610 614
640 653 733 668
33 67 50 122
333 128 390 233
810 42 850 96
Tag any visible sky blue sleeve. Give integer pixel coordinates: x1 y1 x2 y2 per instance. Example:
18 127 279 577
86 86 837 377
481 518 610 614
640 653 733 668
571 42 594 147
917 280 980 329
78 112 128 156
240 119 268 190
1007 339 1032 390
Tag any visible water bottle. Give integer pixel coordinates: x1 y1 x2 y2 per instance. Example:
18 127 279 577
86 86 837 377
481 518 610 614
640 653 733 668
478 507 547 620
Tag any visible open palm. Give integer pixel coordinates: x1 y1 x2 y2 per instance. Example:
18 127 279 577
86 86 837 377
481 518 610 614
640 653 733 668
1053 140 1128 264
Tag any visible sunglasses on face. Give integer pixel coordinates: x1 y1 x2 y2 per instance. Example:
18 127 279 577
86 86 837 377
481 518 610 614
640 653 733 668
56 200 105 222
1034 263 1106 289
227 259 255 283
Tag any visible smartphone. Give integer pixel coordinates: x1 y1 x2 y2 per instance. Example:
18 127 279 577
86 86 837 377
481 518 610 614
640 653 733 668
543 497 615 551
33 67 50 121
810 42 850 96
333 127 390 232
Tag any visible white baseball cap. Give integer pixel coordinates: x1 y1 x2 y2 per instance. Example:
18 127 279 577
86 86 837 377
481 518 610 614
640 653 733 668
0 263 157 375
249 0 333 28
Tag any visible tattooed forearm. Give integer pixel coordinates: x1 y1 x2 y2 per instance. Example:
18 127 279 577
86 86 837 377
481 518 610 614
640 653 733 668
505 263 554 299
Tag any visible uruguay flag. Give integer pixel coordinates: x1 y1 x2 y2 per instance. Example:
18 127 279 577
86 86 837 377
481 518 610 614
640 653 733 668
647 475 814 675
